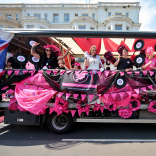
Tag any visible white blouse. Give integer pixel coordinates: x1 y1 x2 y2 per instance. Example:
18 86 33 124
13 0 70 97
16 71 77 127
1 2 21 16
87 57 100 70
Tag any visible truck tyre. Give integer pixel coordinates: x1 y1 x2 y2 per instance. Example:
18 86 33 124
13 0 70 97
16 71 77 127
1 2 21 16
47 112 73 134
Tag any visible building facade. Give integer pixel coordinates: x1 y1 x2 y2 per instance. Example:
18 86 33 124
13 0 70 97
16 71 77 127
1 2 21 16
0 2 141 30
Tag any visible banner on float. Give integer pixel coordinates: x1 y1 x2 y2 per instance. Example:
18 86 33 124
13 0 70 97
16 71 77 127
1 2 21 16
60 70 98 92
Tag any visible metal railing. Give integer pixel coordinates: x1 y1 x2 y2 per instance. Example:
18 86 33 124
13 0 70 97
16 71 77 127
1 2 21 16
22 16 51 24
0 16 20 25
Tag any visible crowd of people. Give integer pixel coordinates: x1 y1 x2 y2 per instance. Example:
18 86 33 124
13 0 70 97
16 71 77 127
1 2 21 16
6 42 156 72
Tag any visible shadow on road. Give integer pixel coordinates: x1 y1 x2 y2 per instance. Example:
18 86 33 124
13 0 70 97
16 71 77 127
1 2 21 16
0 122 156 150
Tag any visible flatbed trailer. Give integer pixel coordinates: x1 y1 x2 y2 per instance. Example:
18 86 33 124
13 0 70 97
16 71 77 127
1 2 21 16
0 29 156 133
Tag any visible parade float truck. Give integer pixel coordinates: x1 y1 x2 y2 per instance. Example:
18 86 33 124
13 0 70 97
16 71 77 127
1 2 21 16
0 29 156 134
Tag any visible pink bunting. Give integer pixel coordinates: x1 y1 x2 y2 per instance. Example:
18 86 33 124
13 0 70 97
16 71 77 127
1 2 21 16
7 70 13 76
127 72 132 75
23 70 28 74
66 71 72 74
89 94 94 101
111 71 117 75
135 71 140 75
111 93 116 100
14 70 20 75
73 94 79 99
127 91 132 97
149 71 154 76
81 94 86 101
29 70 35 76
100 106 104 113
141 87 146 91
120 72 124 76
60 70 66 75
6 89 14 94
105 71 110 77
97 71 101 78
52 90 57 95
58 92 64 98
53 70 58 75
143 71 147 76
97 94 101 97
119 92 124 100
71 110 76 117
2 70 6 75
46 70 51 74
66 93 71 100
1 86 9 90
49 107 54 114
147 85 153 90
103 94 109 102
134 88 139 94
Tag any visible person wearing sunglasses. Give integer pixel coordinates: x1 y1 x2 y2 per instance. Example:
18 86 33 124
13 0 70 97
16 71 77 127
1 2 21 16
31 43 71 69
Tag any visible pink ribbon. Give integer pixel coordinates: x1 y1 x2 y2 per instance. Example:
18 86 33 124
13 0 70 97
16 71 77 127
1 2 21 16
77 104 90 116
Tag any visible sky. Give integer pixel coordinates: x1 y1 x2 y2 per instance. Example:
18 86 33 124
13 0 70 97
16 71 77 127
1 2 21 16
1 0 156 31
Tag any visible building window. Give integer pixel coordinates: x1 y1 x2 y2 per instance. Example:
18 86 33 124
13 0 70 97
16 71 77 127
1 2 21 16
79 25 86 29
108 26 111 30
115 12 122 15
108 12 111 17
16 14 18 20
115 25 122 30
44 14 48 20
0 25 3 28
53 14 59 22
75 13 78 16
82 13 88 16
34 13 41 18
92 13 95 19
126 13 129 17
27 25 34 28
64 13 69 22
6 14 12 18
27 13 30 16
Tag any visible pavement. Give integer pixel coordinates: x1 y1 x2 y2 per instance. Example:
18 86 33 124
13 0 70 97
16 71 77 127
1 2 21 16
1 122 156 156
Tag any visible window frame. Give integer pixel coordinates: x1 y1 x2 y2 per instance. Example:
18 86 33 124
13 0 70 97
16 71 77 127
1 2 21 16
82 13 88 16
115 12 122 16
53 13 59 22
27 25 34 29
44 13 48 20
92 13 95 19
79 25 86 29
115 25 122 30
108 12 111 17
64 13 70 22
16 14 18 20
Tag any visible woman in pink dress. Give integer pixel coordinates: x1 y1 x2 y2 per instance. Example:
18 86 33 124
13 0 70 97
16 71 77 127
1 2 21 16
141 46 156 71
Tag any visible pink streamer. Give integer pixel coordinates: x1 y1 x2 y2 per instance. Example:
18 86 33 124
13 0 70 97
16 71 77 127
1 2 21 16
58 92 64 98
134 88 139 94
135 71 140 75
143 71 147 76
147 85 153 90
71 110 76 117
46 70 51 74
149 71 154 76
81 94 86 101
111 93 116 100
127 71 132 75
97 71 101 78
89 94 94 101
23 70 28 74
97 94 101 97
1 86 9 90
92 103 101 112
77 104 90 116
7 70 13 76
73 94 79 99
66 93 71 100
100 106 104 113
14 70 20 75
103 94 109 102
119 92 124 100
60 70 66 75
6 89 14 94
66 71 72 74
105 71 110 77
53 70 58 75
49 107 54 114
120 72 124 76
141 87 146 91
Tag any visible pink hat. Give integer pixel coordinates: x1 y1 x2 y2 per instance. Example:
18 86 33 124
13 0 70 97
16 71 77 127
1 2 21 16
146 46 154 56
44 44 60 53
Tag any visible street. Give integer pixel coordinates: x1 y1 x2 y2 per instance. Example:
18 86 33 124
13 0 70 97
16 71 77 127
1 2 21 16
1 122 156 156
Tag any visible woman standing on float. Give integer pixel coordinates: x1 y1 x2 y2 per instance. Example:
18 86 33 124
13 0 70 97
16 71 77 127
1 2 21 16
84 45 104 71
31 42 71 69
141 46 156 71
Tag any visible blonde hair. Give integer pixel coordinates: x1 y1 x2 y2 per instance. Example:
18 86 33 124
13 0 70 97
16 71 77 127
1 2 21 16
89 45 97 54
58 60 65 64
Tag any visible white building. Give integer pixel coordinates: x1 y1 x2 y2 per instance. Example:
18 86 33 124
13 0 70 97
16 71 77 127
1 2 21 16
0 2 141 30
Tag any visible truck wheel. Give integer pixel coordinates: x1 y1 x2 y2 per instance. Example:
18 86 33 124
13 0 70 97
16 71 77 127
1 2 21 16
47 112 73 134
